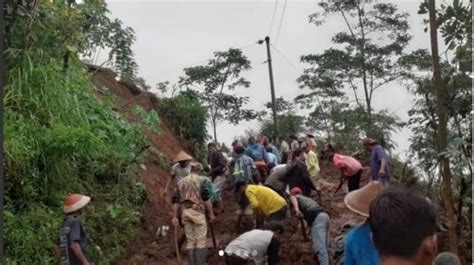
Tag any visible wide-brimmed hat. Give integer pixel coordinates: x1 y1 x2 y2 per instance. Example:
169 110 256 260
63 194 91 214
344 181 383 217
173 151 192 163
362 137 377 146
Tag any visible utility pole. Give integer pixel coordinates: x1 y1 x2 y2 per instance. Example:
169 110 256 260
258 36 278 139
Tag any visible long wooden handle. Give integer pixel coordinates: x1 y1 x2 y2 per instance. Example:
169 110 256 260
300 219 309 241
209 221 217 250
174 225 182 265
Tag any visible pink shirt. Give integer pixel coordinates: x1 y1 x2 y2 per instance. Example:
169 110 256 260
332 154 362 177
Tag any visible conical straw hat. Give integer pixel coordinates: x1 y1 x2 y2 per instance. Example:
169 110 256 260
344 181 383 218
63 194 91 214
173 151 192 163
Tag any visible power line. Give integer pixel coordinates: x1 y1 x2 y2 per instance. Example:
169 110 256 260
270 43 301 73
274 0 287 46
268 0 279 36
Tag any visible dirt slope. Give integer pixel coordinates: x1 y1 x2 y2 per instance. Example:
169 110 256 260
89 66 187 264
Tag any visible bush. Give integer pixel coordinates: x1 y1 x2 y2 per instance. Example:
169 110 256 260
4 50 155 264
159 90 209 159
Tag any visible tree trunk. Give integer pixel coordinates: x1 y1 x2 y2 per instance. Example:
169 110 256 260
356 3 371 117
428 0 458 254
212 117 218 144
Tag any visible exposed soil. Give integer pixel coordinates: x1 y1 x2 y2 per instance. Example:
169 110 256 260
89 66 471 265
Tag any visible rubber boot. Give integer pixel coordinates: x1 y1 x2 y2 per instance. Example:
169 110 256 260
187 249 196 265
194 248 207 265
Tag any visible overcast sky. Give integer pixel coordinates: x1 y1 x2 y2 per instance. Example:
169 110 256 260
102 0 450 158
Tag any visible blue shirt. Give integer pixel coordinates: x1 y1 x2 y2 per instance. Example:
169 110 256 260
370 145 390 180
344 224 380 265
267 152 278 165
245 144 269 163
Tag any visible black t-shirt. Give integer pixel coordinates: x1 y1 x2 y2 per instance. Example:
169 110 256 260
58 217 89 265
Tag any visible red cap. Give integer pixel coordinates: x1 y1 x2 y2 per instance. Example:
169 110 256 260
290 187 303 195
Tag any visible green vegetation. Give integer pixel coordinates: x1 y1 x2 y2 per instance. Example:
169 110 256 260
179 48 260 142
158 87 209 160
4 1 158 263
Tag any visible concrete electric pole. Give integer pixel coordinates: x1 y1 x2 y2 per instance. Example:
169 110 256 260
258 36 278 139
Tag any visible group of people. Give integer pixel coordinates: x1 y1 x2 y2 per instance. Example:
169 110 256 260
54 133 460 265
163 133 396 265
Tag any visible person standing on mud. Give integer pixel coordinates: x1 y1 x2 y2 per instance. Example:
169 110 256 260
287 148 316 197
289 187 330 265
207 142 226 212
224 221 284 265
278 136 290 164
329 153 363 193
245 137 269 183
343 181 383 265
55 194 92 265
172 162 216 265
229 145 257 212
163 151 193 197
289 135 299 160
304 142 320 183
363 138 390 187
263 138 281 164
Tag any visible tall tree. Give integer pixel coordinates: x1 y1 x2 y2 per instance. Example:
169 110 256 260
427 0 458 253
179 48 258 142
298 2 410 150
260 98 304 140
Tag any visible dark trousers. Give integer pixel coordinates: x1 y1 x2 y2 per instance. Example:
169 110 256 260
347 169 362 191
266 205 288 222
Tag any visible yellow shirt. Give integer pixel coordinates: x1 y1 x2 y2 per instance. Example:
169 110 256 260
307 150 320 178
245 184 286 217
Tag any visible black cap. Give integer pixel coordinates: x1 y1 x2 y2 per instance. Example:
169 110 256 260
234 180 247 191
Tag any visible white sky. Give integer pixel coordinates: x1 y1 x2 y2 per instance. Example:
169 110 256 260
101 0 450 159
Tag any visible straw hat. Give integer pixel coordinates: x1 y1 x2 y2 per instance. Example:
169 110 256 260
173 151 192 163
344 181 383 217
63 194 91 214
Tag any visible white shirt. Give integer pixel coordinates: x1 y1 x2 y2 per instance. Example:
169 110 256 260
225 230 274 264
280 141 290 153
171 163 191 181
